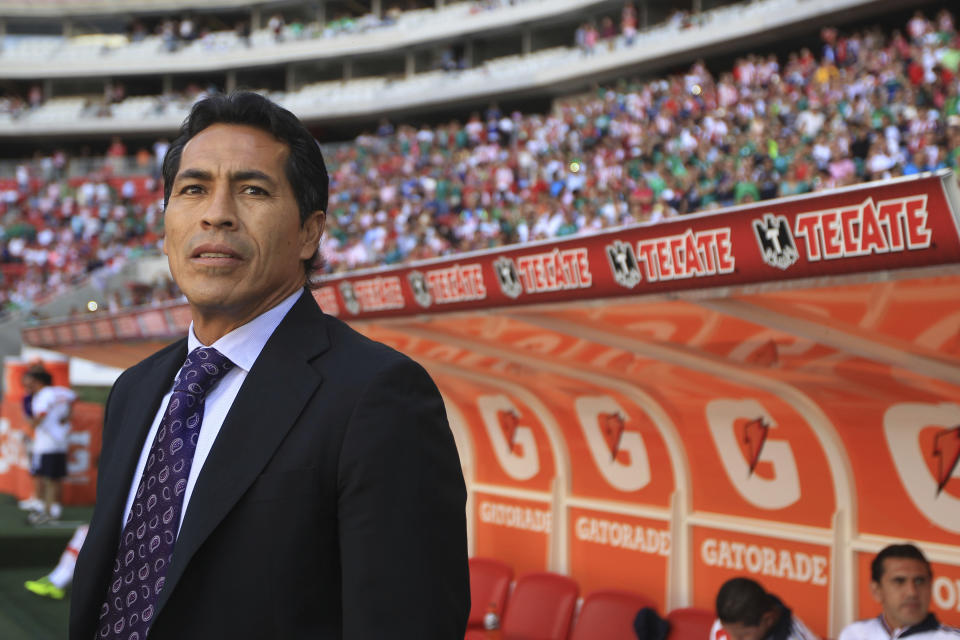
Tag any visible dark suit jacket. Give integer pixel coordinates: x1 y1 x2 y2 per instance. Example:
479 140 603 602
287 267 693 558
71 291 470 639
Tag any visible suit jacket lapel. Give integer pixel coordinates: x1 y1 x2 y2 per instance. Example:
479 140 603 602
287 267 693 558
98 341 188 526
157 293 329 612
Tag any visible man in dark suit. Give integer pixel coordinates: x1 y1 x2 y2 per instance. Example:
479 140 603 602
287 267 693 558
71 92 470 639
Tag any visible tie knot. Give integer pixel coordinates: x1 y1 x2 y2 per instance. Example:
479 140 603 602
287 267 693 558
173 347 234 396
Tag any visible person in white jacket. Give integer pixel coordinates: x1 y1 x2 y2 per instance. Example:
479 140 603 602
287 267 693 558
23 365 76 524
839 544 959 640
710 577 819 640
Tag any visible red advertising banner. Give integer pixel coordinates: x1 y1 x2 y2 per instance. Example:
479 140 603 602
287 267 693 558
307 173 960 322
138 309 169 335
54 325 73 344
693 527 832 638
114 313 140 339
93 318 116 340
74 322 94 342
22 174 960 349
168 304 193 332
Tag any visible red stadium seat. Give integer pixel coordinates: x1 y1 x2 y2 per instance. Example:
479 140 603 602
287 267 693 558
467 557 514 630
667 607 716 640
570 588 657 640
500 571 579 640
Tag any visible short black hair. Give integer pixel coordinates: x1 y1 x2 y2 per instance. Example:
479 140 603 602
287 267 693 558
871 544 931 583
716 577 777 626
162 91 329 280
24 366 53 387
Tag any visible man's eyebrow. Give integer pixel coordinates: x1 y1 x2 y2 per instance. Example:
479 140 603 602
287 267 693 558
173 168 278 188
231 170 278 187
174 168 212 182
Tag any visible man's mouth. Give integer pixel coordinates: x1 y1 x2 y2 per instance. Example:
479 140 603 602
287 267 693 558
190 244 243 261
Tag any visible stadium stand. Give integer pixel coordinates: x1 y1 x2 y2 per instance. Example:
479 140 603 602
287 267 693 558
0 171 168 315
2 4 956 311
315 6 960 271
0 0 924 132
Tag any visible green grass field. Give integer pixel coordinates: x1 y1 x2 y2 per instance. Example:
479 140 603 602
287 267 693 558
0 566 70 639
0 494 94 640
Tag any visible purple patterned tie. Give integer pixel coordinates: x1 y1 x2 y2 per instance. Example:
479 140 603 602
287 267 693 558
96 347 233 640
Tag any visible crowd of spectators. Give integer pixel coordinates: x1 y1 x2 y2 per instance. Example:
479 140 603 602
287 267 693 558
0 0 529 61
0 167 166 315
0 8 957 312
141 0 530 53
319 8 960 271
575 3 704 55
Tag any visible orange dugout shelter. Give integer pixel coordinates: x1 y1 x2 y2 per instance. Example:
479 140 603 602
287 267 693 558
12 171 960 637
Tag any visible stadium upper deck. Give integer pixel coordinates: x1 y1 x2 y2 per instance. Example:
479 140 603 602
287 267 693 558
0 0 911 138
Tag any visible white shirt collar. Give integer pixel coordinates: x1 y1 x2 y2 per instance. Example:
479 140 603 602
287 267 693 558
186 289 303 373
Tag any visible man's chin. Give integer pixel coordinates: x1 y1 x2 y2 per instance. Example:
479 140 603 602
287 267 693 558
182 288 239 313
897 611 926 628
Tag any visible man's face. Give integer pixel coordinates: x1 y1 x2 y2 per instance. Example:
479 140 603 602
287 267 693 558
871 557 932 629
164 123 322 336
721 612 776 640
22 375 38 394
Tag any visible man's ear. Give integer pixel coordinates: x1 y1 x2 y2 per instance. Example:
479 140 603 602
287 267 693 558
869 580 882 603
299 210 325 260
760 609 778 633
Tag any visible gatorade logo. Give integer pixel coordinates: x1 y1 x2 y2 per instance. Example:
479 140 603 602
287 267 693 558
706 399 801 509
575 396 651 492
477 395 540 481
934 426 960 495
884 403 960 533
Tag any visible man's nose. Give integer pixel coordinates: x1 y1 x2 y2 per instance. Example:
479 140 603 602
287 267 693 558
201 186 238 228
